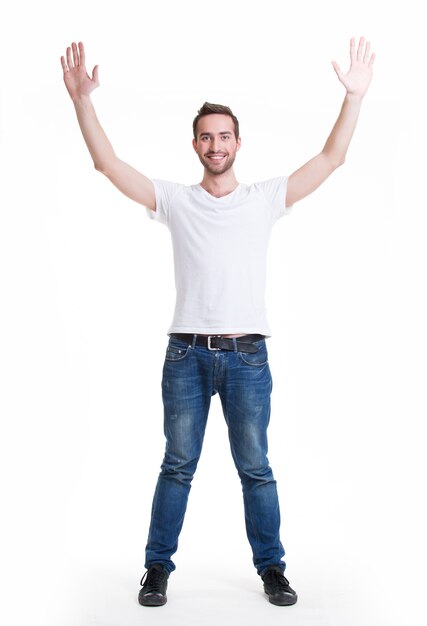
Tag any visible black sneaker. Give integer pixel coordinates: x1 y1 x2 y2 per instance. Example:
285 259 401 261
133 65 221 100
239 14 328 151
261 566 298 606
138 564 169 607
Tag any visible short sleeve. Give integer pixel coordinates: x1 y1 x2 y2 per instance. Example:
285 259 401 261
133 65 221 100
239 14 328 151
146 179 182 227
254 176 293 223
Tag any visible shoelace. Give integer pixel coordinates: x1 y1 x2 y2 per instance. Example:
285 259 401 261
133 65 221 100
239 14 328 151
140 567 168 594
264 569 291 592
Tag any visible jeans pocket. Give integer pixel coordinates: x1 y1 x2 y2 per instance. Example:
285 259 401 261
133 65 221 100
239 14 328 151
238 341 268 366
165 343 191 362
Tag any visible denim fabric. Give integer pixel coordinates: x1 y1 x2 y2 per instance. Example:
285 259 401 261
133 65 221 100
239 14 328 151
145 336 286 575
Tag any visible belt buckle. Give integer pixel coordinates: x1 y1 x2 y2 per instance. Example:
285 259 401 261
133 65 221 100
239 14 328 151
207 335 221 351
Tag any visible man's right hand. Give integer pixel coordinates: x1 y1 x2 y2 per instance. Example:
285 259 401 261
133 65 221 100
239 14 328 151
60 41 156 211
61 42 99 101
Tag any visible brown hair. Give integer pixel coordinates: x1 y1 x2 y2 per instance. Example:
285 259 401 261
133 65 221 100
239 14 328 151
192 102 240 140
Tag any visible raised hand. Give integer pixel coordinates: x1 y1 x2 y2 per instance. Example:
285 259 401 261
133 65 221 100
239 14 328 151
332 37 375 99
61 42 99 101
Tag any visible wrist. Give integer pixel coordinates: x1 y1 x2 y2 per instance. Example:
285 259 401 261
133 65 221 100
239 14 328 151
72 93 92 106
72 94 95 114
344 92 364 111
345 92 364 104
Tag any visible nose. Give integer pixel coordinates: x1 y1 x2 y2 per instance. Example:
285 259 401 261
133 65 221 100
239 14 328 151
210 136 221 152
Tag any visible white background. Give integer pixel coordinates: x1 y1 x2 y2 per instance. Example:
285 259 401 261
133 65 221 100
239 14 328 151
1 1 426 625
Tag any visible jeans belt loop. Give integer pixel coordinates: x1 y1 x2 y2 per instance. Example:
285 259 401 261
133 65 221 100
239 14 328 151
191 334 198 349
232 337 238 352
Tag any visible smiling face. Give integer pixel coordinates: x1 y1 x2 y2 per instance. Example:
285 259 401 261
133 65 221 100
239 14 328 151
192 114 241 176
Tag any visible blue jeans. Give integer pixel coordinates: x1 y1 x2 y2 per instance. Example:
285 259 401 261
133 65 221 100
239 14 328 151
144 336 286 575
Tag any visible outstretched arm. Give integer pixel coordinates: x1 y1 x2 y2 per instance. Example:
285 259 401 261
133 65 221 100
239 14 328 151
286 37 375 208
61 42 156 211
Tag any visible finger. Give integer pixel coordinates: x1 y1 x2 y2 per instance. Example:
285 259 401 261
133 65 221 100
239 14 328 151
72 41 80 67
92 65 100 85
78 42 85 67
60 55 68 72
331 61 344 81
369 52 376 67
349 37 356 64
66 46 74 69
363 41 371 64
357 36 365 62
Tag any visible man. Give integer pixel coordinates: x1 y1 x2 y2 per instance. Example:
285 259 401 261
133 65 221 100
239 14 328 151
61 37 375 607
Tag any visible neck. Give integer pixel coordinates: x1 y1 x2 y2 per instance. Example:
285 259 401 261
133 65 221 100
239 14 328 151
200 169 239 198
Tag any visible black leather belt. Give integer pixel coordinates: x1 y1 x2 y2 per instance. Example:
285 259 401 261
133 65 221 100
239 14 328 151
170 334 265 353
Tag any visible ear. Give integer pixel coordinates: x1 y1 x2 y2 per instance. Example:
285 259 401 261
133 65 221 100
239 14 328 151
236 136 242 151
192 138 198 152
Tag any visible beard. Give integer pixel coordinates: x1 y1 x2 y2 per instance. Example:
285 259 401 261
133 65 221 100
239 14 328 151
197 151 237 176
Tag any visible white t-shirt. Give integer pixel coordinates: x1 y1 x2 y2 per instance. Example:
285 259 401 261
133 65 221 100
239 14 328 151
147 177 292 336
